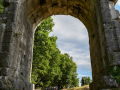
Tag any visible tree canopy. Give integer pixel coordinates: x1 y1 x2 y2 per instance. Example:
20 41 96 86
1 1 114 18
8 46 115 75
31 16 79 88
81 76 92 86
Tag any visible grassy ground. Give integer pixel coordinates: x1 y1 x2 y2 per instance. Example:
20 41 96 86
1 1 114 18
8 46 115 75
35 85 89 90
61 85 89 90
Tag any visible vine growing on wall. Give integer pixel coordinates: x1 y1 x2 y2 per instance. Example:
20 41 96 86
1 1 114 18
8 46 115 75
108 66 120 85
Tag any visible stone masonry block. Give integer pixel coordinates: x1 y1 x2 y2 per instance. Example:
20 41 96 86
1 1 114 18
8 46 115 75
12 79 25 90
109 1 115 10
100 0 109 3
2 42 12 52
1 67 9 76
103 75 118 88
115 10 119 18
19 41 26 51
2 14 8 17
8 3 17 12
0 52 10 67
101 2 109 9
2 31 13 43
0 24 6 48
103 18 112 24
112 30 117 40
114 20 120 28
104 29 113 42
103 21 115 29
112 52 120 65
0 23 6 33
5 22 13 32
112 39 119 50
5 0 19 3
0 76 12 89
25 83 34 90
115 28 120 48
101 9 112 20
1 14 8 23
109 1 119 19
109 52 120 66
8 13 16 22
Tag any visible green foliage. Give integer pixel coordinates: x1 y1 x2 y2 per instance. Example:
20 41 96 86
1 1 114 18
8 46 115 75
0 0 4 13
108 66 120 84
81 77 92 86
58 53 79 87
31 17 55 87
13 33 22 37
31 16 79 88
110 53 114 63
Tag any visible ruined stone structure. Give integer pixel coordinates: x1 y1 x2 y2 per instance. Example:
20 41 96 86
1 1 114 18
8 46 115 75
0 0 120 90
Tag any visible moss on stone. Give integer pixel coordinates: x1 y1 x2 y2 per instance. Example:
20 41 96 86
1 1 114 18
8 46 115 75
13 33 22 37
0 0 4 13
108 66 120 84
11 87 14 90
110 53 114 63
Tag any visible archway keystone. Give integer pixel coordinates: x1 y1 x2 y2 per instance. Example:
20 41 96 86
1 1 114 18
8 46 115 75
0 0 120 90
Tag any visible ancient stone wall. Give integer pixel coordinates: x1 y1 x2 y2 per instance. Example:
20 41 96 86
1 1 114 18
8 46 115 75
0 0 34 89
98 0 120 89
0 0 120 90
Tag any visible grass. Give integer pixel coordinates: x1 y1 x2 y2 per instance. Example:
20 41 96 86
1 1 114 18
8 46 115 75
61 85 89 90
34 85 89 90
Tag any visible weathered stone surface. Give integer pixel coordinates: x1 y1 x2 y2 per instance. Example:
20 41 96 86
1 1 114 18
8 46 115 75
0 76 12 90
0 23 6 51
109 1 119 19
109 52 120 66
0 0 120 90
104 75 118 87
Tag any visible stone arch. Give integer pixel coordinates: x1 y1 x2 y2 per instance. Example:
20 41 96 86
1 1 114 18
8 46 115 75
0 0 120 90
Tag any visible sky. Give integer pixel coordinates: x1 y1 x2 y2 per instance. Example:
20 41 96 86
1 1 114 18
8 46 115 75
49 0 120 86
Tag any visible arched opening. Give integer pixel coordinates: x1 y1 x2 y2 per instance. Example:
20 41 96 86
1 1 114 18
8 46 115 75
27 0 106 89
32 15 92 89
49 15 92 86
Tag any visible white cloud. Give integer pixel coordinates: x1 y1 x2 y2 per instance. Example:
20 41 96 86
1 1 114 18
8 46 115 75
50 15 91 75
50 15 88 42
78 74 88 76
117 0 120 6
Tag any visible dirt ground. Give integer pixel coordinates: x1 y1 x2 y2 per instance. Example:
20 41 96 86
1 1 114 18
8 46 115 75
61 85 89 90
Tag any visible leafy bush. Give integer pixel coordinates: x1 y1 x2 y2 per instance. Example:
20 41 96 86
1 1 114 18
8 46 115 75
108 66 120 84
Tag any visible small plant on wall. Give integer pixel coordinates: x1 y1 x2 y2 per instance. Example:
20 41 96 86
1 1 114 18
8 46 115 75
13 33 22 37
108 66 120 87
0 0 4 13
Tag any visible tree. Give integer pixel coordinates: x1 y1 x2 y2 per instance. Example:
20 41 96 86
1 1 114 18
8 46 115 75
31 16 62 88
31 16 79 88
81 76 92 86
31 16 54 87
57 53 79 88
